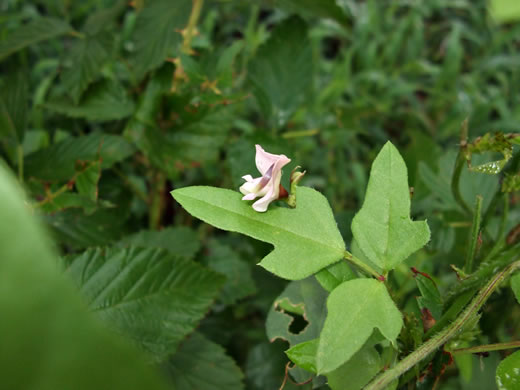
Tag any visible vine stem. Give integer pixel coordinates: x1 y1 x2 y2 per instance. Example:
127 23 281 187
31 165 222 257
344 251 386 281
363 260 520 390
450 341 520 355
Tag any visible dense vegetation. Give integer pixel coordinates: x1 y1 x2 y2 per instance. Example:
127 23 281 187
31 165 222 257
1 0 520 389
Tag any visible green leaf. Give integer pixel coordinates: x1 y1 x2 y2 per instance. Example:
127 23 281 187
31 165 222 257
511 272 520 304
75 160 101 201
0 163 168 390
248 16 312 128
413 268 443 320
132 0 192 78
277 0 349 25
25 131 135 181
45 81 135 121
266 278 328 345
0 17 71 62
61 32 113 103
315 261 357 292
317 278 403 373
65 247 225 362
118 226 201 258
351 142 430 273
0 70 28 143
496 350 520 390
286 338 319 373
490 0 520 23
171 186 345 280
165 332 244 390
206 240 257 305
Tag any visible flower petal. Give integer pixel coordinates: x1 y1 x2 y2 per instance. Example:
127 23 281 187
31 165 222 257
255 144 291 175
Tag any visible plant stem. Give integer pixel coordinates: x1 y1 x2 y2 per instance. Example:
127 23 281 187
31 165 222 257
344 251 385 281
148 171 165 230
363 260 520 390
17 144 23 183
182 0 204 54
464 195 482 273
451 119 471 215
450 341 520 355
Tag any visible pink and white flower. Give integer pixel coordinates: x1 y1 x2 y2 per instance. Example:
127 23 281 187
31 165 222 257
239 145 291 212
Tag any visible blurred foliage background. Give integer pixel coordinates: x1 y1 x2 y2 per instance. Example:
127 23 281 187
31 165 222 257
1 0 520 389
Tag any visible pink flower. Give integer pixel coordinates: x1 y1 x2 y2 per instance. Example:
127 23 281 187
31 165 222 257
239 145 291 212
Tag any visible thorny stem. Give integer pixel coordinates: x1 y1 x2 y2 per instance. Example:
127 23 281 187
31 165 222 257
363 260 520 390
449 341 520 355
464 195 482 273
344 251 386 281
182 0 204 54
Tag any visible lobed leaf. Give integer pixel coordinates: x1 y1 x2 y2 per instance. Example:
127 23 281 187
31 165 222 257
172 186 345 280
351 141 430 273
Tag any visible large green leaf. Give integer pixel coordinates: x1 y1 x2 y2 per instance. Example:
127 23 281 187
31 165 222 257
165 332 244 390
351 142 430 273
61 32 113 103
171 186 345 280
0 17 71 61
496 350 520 390
45 81 135 121
132 0 192 78
317 278 403 374
0 163 168 390
25 132 135 181
0 70 28 142
248 16 312 128
65 247 225 362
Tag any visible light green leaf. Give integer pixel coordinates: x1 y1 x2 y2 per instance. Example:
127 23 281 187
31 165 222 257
118 226 201 258
286 338 319 373
0 163 168 390
496 350 520 390
0 17 71 62
65 247 225 362
206 240 257 305
171 186 345 280
165 332 244 390
25 131 135 181
317 278 403 374
75 160 101 201
248 16 312 128
0 70 28 143
490 0 520 24
45 81 135 121
315 261 356 292
61 32 113 103
132 0 192 78
351 142 430 273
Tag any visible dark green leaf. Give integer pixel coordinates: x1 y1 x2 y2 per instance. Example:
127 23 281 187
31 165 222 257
248 16 312 128
0 164 168 390
25 132 135 181
277 0 349 25
45 81 135 121
65 247 225 362
75 160 101 201
0 17 71 62
0 70 28 142
132 0 192 78
413 268 443 320
165 332 244 390
118 226 201 258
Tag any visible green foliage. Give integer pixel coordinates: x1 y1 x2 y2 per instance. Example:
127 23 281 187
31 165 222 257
64 247 225 362
0 70 27 143
165 332 244 390
496 350 520 389
317 278 403 373
352 142 430 273
0 164 168 390
413 268 443 320
172 186 345 280
491 0 520 23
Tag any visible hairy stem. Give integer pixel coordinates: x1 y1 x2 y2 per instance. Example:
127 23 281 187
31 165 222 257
344 251 385 281
364 260 520 390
